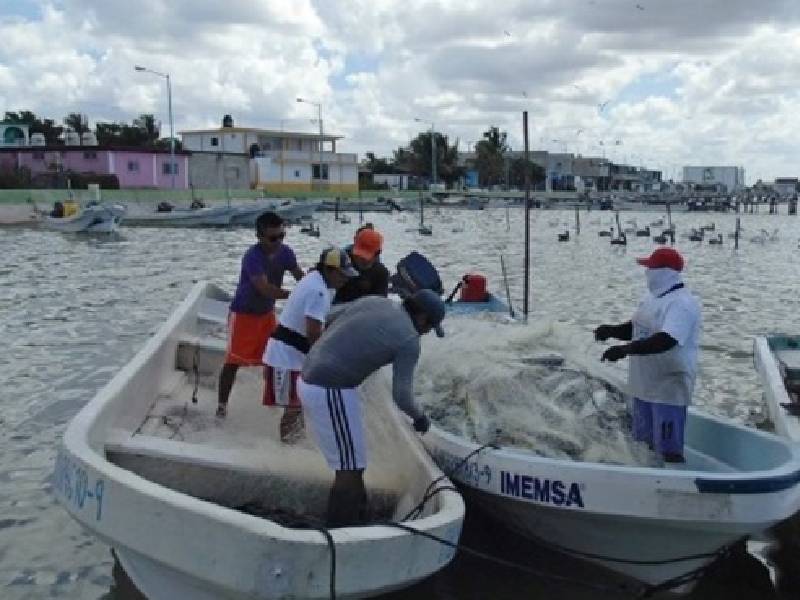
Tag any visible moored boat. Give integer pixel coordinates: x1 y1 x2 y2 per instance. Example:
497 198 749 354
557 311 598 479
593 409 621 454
417 323 800 590
423 403 800 589
122 205 236 227
54 281 464 600
42 203 125 233
754 335 800 442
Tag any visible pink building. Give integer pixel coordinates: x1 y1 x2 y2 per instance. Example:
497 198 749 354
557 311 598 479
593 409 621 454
0 146 190 189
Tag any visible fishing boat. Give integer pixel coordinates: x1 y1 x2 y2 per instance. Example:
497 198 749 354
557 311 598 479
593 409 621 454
754 335 800 442
123 205 237 227
422 383 800 590
54 282 464 600
227 199 320 226
42 203 126 233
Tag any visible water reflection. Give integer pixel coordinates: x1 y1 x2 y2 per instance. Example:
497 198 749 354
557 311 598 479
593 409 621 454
3 209 800 598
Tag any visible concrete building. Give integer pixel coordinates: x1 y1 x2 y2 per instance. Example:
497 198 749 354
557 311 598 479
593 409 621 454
372 173 413 190
0 146 189 188
573 157 611 191
772 177 799 197
180 115 358 193
682 166 745 192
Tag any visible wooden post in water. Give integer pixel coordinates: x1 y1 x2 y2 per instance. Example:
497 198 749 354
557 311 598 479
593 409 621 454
418 190 424 229
358 189 364 224
575 204 580 235
734 217 740 250
335 196 340 221
523 110 531 320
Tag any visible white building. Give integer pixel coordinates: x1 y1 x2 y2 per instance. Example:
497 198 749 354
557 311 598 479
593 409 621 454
180 115 358 193
373 173 412 190
682 166 745 192
772 178 798 197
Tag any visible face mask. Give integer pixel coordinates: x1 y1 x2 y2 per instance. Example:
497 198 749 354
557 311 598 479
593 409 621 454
646 268 682 296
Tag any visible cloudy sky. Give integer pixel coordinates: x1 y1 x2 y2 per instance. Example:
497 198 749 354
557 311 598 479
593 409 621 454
1 0 798 182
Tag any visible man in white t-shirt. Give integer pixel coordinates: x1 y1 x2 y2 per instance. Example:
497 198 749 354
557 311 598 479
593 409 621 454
594 247 701 463
263 247 357 441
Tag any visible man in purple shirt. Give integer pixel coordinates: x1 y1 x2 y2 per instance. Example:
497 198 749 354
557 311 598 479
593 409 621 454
218 211 304 417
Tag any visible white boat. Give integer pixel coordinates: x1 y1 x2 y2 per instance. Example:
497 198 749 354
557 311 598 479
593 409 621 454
42 203 126 233
754 335 800 442
123 205 236 227
230 199 322 226
422 384 800 589
54 282 464 600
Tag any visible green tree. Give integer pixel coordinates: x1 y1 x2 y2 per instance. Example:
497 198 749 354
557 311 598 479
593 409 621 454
362 151 396 174
3 111 63 143
508 158 546 190
474 126 508 187
394 131 462 186
94 114 169 148
63 113 89 135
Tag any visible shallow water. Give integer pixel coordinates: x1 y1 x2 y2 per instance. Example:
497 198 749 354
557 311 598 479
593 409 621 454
2 207 800 598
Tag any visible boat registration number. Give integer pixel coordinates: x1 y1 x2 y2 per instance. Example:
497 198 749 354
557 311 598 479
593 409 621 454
53 451 105 521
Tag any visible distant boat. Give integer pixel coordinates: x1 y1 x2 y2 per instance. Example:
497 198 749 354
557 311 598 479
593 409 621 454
42 203 125 233
123 205 236 227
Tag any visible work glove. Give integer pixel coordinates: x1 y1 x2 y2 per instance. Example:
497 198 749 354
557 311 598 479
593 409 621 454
601 345 628 362
413 415 431 434
594 325 615 342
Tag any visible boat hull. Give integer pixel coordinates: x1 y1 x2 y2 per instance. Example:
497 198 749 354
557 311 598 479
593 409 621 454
754 336 800 442
423 409 800 588
123 207 235 227
54 282 464 599
446 294 511 316
42 204 125 233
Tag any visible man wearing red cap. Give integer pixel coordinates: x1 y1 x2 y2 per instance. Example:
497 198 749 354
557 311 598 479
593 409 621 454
594 247 701 463
333 225 390 304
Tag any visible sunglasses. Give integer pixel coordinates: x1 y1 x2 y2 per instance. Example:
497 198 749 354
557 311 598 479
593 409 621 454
266 232 286 242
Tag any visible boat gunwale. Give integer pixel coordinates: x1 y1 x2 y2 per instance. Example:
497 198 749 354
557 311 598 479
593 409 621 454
60 281 464 546
425 411 800 494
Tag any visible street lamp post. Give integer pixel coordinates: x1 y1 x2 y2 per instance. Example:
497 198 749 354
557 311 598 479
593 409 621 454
415 118 436 189
134 65 175 189
297 98 323 189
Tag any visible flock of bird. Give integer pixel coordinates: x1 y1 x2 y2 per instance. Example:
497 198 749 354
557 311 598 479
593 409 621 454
551 216 787 247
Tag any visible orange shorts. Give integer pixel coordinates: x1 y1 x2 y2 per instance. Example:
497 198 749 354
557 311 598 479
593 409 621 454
224 311 277 366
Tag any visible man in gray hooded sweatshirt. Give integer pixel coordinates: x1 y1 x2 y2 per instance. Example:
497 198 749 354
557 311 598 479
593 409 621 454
299 289 445 526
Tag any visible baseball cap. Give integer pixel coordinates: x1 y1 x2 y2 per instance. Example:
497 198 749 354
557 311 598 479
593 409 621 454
319 247 359 277
411 289 446 337
636 247 684 271
352 228 383 261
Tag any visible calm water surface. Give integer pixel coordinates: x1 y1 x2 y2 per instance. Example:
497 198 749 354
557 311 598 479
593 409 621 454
2 208 800 599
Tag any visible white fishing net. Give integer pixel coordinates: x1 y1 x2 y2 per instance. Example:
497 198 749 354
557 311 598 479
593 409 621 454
416 317 661 467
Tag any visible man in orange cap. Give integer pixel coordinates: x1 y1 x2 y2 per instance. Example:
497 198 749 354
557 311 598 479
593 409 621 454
594 247 701 463
333 225 390 304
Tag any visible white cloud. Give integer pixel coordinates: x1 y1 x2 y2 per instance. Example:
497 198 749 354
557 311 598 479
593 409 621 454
0 1 799 180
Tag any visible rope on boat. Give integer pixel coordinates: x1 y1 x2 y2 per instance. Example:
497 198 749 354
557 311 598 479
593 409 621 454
383 441 743 597
191 346 200 404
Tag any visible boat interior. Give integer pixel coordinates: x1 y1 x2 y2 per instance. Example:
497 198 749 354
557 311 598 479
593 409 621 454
101 295 443 527
767 336 800 403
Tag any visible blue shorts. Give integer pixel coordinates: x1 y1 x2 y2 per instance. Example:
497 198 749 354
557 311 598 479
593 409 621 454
632 398 687 456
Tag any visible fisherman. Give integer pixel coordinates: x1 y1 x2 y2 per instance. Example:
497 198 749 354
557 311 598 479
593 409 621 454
594 247 701 463
333 225 389 304
299 290 444 526
217 211 303 418
263 248 357 441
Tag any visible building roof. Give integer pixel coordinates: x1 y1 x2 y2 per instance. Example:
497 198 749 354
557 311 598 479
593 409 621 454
179 126 342 141
0 145 190 154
